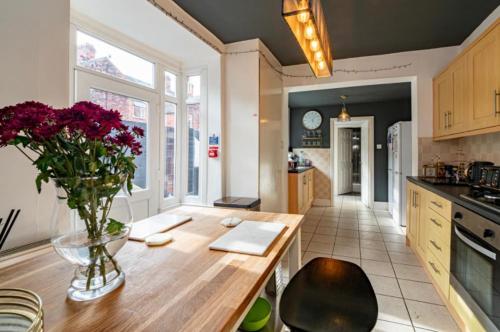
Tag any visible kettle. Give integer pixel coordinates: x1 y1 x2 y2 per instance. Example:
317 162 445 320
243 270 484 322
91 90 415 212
465 161 494 184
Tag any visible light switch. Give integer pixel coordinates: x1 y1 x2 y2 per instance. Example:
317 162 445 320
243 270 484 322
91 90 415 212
376 144 382 150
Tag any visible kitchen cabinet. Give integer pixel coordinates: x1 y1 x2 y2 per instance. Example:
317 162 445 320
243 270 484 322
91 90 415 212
288 168 314 214
406 182 451 298
433 19 500 140
468 24 500 131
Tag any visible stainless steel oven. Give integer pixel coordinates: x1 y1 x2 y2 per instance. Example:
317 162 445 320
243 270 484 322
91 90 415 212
451 203 500 332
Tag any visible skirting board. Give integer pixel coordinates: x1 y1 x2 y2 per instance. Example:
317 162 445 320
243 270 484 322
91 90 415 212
373 201 388 211
313 199 331 206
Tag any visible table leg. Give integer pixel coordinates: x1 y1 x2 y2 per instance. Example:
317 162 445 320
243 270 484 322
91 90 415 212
288 230 301 278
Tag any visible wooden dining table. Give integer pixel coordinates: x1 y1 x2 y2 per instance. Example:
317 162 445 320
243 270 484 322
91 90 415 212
0 206 304 332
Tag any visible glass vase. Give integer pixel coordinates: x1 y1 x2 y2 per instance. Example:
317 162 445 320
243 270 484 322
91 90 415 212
50 177 133 301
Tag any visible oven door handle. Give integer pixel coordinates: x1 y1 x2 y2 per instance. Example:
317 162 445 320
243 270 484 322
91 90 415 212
455 226 497 260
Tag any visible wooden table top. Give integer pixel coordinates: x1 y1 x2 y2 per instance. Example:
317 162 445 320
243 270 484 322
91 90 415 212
0 206 304 332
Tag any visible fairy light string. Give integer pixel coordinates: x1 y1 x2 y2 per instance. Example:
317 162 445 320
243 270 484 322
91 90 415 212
147 0 413 79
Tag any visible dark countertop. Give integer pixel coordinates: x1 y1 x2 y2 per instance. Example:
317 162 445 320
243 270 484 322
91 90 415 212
288 166 315 173
407 177 500 224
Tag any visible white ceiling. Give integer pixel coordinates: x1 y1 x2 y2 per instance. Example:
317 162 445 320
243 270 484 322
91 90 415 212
71 0 219 66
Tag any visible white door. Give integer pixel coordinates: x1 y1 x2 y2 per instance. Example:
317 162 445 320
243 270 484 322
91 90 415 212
360 126 369 206
75 70 160 221
338 128 353 194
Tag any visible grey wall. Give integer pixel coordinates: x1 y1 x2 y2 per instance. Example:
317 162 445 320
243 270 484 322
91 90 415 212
289 98 412 202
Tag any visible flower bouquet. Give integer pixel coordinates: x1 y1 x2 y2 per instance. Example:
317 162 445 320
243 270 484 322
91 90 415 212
0 101 143 301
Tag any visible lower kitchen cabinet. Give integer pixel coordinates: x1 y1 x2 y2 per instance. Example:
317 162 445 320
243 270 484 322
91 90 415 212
288 168 314 214
406 180 488 331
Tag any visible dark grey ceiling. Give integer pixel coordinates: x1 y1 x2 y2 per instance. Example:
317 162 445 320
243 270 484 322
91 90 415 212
289 83 411 108
172 0 499 65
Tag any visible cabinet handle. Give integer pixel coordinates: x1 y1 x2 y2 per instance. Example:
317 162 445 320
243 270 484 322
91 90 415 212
444 112 448 129
430 218 442 228
415 192 418 208
448 111 452 128
430 240 442 251
428 261 440 274
431 201 443 209
495 90 499 116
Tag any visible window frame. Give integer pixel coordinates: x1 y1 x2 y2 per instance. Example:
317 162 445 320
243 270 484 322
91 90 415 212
160 68 182 209
70 16 209 212
182 69 208 205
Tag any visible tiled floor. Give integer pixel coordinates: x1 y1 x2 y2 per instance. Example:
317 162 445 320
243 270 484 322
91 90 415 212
299 195 459 332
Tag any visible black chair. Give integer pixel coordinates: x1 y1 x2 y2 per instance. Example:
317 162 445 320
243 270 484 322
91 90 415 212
280 257 378 332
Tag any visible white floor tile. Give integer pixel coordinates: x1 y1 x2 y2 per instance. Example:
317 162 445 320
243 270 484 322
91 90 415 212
393 264 431 283
361 260 395 277
311 234 335 244
384 242 413 254
315 226 337 235
360 231 384 241
383 233 407 243
389 252 421 266
376 294 412 325
406 300 459 332
334 236 360 247
336 229 359 238
367 274 402 298
359 225 381 232
371 320 413 332
306 241 334 254
333 244 361 258
360 239 386 250
398 279 443 305
361 248 391 262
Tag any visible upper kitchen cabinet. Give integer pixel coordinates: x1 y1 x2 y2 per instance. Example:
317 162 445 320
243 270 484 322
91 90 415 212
468 24 500 131
433 19 499 140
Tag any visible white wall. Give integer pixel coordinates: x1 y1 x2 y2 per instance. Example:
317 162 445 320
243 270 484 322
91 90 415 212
258 41 284 212
0 0 70 251
223 40 261 198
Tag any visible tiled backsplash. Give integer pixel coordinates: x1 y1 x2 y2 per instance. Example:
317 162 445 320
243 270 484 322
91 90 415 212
293 148 331 200
419 132 500 174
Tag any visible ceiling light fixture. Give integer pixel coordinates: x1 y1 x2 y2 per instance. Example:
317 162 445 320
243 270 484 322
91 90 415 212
339 95 351 122
282 0 333 78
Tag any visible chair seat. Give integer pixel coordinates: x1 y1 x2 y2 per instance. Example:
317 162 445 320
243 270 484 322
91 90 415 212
280 257 378 332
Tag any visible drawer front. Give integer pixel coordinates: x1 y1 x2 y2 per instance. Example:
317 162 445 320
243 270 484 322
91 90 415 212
426 192 451 219
426 209 451 246
427 231 451 271
426 250 450 299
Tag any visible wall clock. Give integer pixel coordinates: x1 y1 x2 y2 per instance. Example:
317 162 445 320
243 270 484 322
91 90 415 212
302 110 322 130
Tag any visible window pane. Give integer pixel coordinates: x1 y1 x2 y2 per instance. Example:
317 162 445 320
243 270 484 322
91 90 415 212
165 71 177 97
164 102 176 198
187 102 200 196
89 88 148 189
77 31 154 88
187 75 201 101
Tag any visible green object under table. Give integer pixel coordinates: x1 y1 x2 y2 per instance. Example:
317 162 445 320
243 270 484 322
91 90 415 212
240 297 272 331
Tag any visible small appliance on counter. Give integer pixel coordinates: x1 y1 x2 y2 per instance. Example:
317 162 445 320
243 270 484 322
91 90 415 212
465 161 494 184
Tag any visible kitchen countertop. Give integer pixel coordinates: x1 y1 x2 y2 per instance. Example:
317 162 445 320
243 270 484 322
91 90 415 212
288 166 314 173
407 177 500 224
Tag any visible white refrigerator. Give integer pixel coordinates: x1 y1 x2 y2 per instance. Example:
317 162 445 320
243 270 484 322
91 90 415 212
387 122 412 227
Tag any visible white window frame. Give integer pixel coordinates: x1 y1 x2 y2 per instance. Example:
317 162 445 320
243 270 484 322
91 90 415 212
160 69 183 209
182 69 208 205
69 15 209 213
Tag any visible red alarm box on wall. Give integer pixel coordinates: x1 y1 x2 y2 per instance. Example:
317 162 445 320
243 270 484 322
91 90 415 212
208 146 219 158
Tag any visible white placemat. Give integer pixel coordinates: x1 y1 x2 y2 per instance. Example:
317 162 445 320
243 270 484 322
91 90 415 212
129 213 191 241
209 221 286 256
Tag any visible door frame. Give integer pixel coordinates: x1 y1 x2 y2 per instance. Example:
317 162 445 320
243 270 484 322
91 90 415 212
331 116 374 208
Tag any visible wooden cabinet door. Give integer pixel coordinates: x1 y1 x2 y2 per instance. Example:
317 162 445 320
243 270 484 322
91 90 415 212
449 57 468 134
415 190 427 259
308 171 314 205
433 72 453 137
467 25 500 130
297 174 304 213
406 184 417 245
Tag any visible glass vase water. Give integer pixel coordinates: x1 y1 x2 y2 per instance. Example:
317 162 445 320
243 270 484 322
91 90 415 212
50 178 133 301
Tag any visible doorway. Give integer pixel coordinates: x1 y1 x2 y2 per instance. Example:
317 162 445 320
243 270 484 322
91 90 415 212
331 117 374 208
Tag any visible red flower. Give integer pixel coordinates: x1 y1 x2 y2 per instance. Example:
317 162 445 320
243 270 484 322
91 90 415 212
131 126 144 137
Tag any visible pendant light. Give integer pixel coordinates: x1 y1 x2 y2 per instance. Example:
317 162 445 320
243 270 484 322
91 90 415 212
282 0 333 78
339 95 351 122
